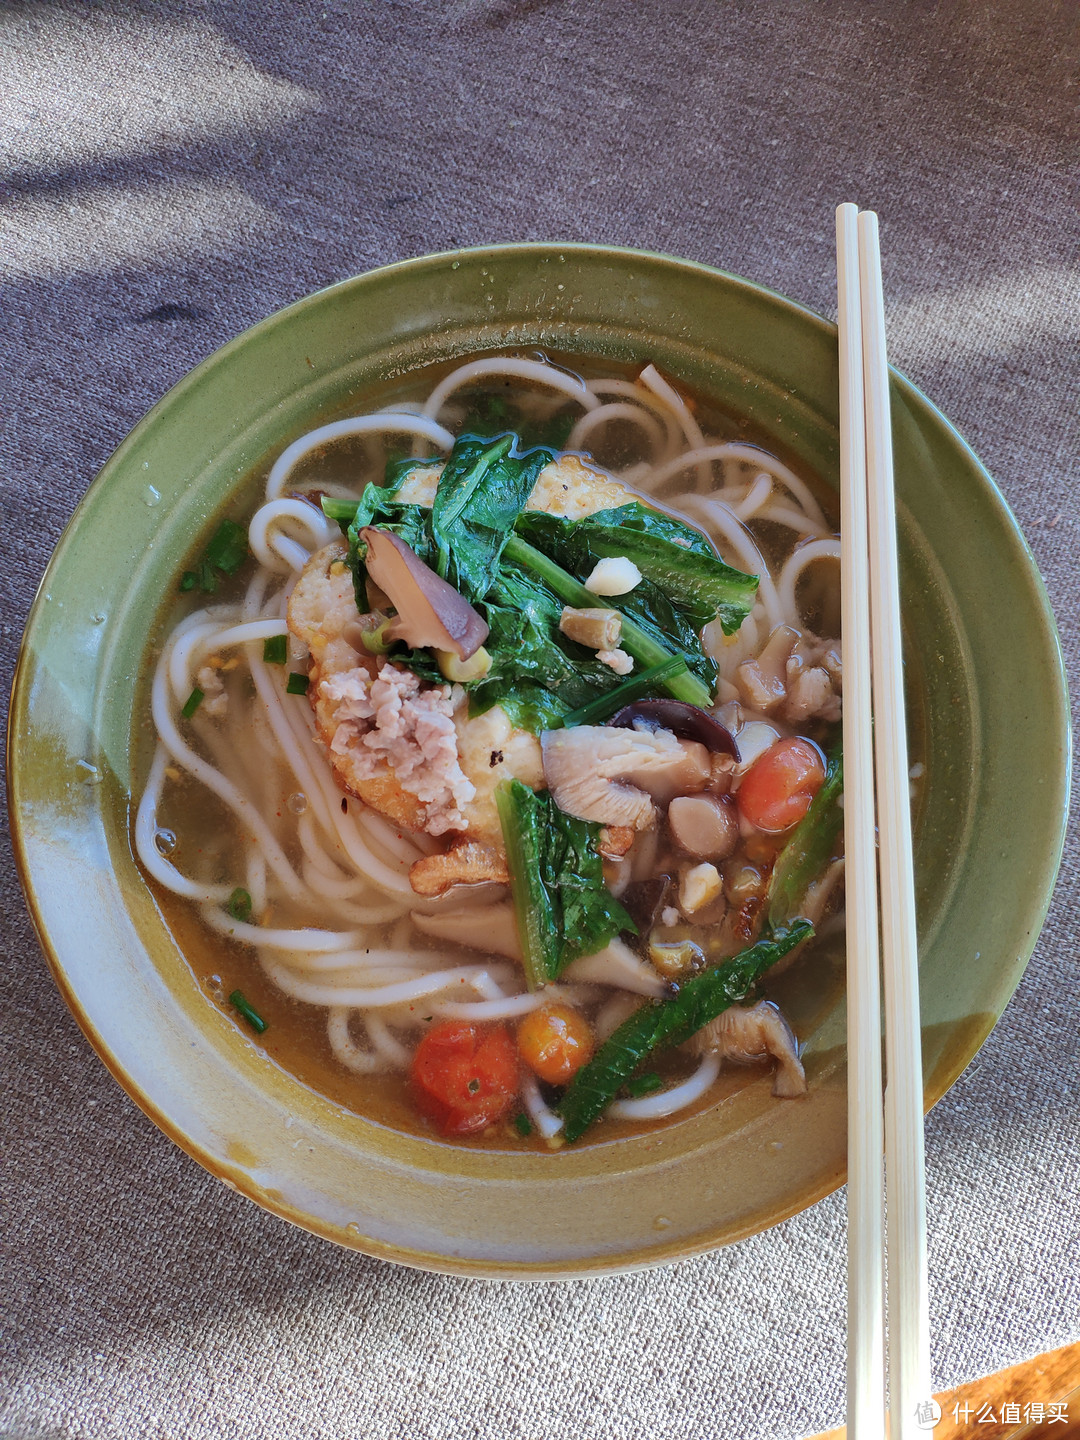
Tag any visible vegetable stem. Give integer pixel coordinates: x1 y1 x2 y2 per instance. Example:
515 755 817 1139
503 535 712 706
556 920 813 1142
557 656 689 729
767 747 844 931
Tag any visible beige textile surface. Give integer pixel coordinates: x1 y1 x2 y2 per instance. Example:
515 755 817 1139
2 2 1078 1437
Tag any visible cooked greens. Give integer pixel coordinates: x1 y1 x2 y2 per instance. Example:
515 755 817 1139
496 778 637 990
323 433 757 730
556 920 813 1142
767 746 844 932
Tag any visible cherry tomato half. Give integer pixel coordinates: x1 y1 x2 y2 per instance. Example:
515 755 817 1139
411 1020 519 1135
518 1004 594 1085
737 736 825 833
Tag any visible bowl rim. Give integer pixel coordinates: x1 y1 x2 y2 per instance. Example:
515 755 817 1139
8 240 1072 1278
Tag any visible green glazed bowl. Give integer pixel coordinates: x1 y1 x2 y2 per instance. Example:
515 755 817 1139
8 244 1070 1277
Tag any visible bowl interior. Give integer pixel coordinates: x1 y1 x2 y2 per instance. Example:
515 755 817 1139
9 244 1069 1276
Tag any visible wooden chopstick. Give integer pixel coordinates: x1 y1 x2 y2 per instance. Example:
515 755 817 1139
857 208 932 1440
836 204 932 1438
836 201 886 1440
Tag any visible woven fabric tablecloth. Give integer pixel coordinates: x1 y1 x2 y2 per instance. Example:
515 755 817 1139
3 3 1078 1437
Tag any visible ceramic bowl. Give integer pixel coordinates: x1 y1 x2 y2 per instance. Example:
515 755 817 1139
8 244 1069 1277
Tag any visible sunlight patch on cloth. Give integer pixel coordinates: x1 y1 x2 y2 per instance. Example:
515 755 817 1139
0 179 281 279
886 264 1080 361
0 6 321 175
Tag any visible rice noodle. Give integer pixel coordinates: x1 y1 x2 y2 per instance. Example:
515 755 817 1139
607 1052 721 1120
136 354 842 1145
421 356 599 421
265 414 455 500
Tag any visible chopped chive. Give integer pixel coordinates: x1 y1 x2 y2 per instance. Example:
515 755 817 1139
262 634 287 665
181 686 204 719
286 672 310 695
179 570 197 592
558 656 689 729
514 1112 534 1137
229 989 267 1034
227 887 253 923
624 1072 663 1098
202 519 248 576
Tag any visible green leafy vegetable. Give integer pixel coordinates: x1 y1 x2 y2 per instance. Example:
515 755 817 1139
501 534 712 707
229 989 267 1034
557 656 689 729
227 887 253 922
514 1112 534 1137
181 687 204 719
767 746 844 932
262 635 287 665
320 432 738 728
286 672 310 695
556 921 813 1142
496 779 636 990
624 1072 663 1097
431 434 553 600
515 503 758 636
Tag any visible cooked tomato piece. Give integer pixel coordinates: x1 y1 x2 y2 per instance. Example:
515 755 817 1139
737 736 825 833
411 1021 519 1135
517 1004 594 1085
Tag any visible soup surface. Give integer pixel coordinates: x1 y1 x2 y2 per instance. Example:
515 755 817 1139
135 351 850 1149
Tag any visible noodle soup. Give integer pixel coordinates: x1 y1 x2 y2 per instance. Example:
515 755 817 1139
135 352 845 1148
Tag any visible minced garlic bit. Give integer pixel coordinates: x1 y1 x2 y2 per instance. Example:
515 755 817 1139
584 556 642 596
680 862 722 914
597 648 634 675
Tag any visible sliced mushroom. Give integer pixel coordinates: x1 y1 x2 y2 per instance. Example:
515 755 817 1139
688 999 806 1097
563 937 667 996
541 725 710 828
412 902 521 961
669 794 739 861
359 527 489 660
409 840 509 896
735 624 799 713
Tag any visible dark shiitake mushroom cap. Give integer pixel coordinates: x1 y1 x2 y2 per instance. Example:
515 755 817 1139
359 527 489 660
609 698 739 759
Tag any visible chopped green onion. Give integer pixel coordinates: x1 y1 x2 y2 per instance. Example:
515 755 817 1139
514 1112 534 1137
229 989 267 1034
227 887 253 923
624 1072 663 1098
502 534 712 706
181 687 204 719
179 571 197 592
262 634 287 665
203 518 249 576
558 656 689 729
286 672 310 695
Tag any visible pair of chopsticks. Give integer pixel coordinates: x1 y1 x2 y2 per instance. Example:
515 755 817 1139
836 205 932 1439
